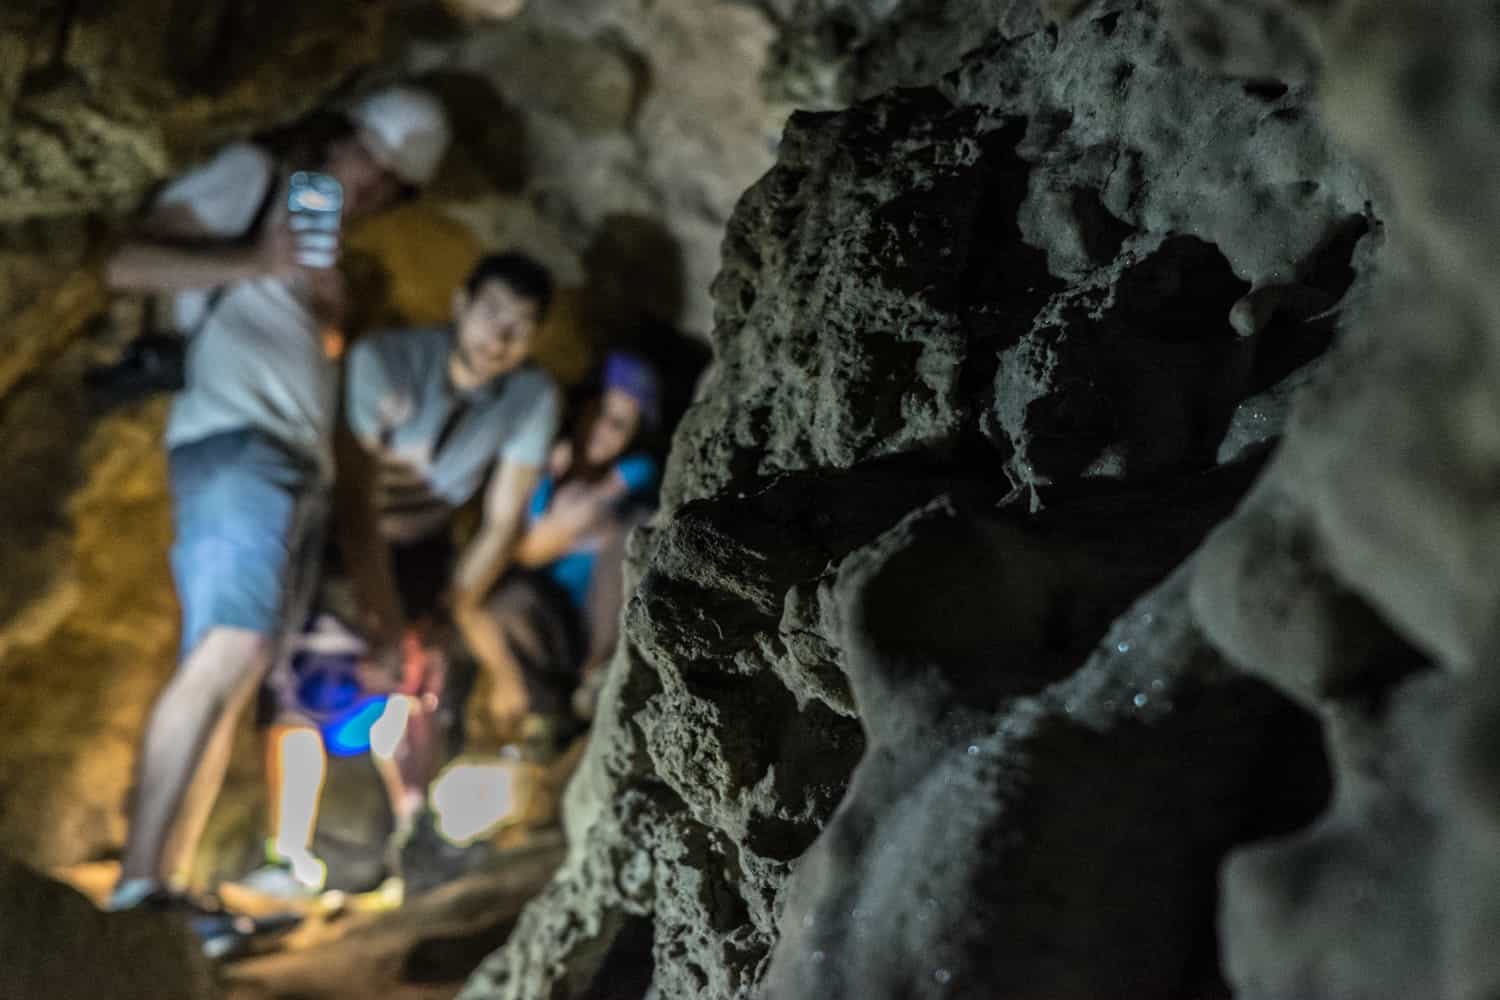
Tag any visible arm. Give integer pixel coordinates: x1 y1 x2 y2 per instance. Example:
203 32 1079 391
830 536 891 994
105 213 304 294
451 375 560 603
449 459 543 613
105 146 297 294
104 238 271 294
450 460 542 731
511 474 629 569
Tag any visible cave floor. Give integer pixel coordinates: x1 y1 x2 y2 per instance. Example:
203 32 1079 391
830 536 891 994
55 833 564 1000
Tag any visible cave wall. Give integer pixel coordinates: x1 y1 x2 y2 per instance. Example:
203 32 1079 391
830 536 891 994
463 1 1401 998
0 0 1494 998
1177 1 1500 997
0 857 216 999
0 0 783 874
388 0 787 339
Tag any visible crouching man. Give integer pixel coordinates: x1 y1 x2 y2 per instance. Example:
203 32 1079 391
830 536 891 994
244 252 560 894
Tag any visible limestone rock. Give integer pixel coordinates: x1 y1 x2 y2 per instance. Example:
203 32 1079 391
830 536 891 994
671 0 1374 509
1182 1 1500 998
0 856 217 999
0 1 387 222
400 0 788 338
765 504 1324 999
476 2 1381 997
1220 673 1448 1000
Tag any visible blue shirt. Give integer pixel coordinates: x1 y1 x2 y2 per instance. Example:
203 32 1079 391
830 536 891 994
528 454 657 608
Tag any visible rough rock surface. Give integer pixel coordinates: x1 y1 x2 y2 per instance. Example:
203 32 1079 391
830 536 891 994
466 2 1378 997
1174 1 1500 998
0 855 217 999
1 0 1493 997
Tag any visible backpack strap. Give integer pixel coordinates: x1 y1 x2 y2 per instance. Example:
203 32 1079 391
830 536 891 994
188 157 282 337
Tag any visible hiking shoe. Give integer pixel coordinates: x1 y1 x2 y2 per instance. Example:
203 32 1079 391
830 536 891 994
233 852 327 902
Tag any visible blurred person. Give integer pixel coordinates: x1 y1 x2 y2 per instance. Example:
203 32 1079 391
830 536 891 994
104 86 451 927
492 351 661 744
422 353 661 850
242 252 559 896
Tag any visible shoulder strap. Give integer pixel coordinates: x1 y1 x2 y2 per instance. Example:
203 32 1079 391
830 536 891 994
189 159 282 337
242 161 282 244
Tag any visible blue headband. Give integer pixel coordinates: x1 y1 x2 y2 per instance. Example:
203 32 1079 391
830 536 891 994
603 352 661 429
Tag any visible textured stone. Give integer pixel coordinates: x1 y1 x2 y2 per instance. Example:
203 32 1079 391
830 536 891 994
0 1 387 222
1221 672 1447 1000
5 0 1496 997
473 4 1371 996
1180 2 1500 999
672 0 1373 511
399 0 788 338
0 856 217 999
766 507 1323 999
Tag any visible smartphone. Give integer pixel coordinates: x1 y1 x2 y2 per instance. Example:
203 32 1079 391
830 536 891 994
287 171 344 269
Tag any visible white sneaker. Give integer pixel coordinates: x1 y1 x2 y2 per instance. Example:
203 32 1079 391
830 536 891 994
235 850 327 902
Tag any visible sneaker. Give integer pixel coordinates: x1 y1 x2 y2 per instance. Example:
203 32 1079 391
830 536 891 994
233 851 327 903
104 877 169 912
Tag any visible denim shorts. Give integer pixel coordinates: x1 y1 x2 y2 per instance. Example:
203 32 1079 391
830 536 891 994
168 429 324 660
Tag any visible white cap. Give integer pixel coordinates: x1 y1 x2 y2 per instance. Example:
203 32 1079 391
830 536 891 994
346 85 452 187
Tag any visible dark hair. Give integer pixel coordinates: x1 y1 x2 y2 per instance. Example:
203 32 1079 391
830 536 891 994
258 110 356 169
464 252 554 317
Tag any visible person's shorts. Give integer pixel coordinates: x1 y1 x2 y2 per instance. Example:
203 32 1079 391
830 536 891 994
168 429 324 661
259 529 455 728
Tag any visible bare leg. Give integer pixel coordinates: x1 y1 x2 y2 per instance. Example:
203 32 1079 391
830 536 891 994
120 627 270 884
264 723 327 862
454 602 530 750
160 689 244 886
370 696 427 829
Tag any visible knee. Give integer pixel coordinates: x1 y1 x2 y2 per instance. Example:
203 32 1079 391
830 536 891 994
456 588 521 635
169 627 272 711
485 580 540 627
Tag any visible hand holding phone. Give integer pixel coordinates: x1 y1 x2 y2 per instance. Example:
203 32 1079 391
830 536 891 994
286 171 344 269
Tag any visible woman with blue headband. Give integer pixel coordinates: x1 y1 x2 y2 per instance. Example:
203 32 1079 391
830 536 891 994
470 351 662 751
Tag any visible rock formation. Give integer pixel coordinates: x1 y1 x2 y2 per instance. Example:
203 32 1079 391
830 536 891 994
1178 2 1500 998
0 0 1495 998
0 856 216 999
464 2 1395 997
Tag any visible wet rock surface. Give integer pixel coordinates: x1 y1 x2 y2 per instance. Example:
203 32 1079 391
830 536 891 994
0 0 1493 998
469 2 1385 998
1180 1 1500 998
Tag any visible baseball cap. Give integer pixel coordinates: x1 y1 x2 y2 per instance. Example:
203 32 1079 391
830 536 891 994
346 85 452 187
